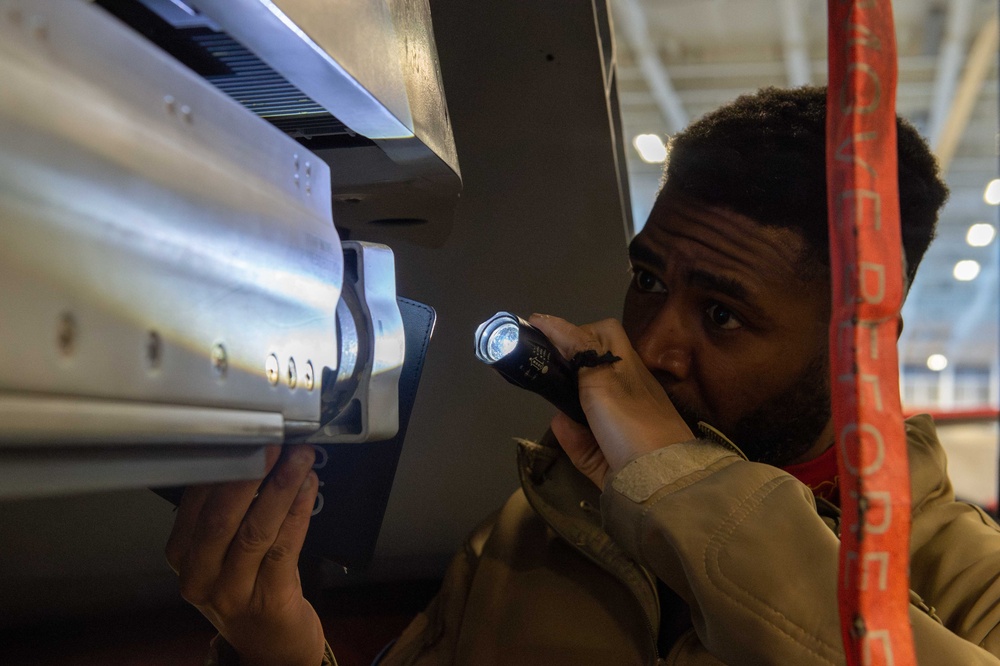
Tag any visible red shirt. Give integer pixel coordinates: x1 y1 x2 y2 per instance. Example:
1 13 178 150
782 444 840 506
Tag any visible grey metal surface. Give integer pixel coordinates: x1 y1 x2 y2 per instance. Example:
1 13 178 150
312 242 405 443
192 0 411 140
0 0 348 496
0 395 283 447
0 0 340 426
0 443 268 499
190 0 458 176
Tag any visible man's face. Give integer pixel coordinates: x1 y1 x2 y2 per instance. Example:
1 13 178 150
622 193 833 466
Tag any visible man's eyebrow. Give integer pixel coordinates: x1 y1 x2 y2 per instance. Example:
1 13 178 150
688 269 754 304
628 239 759 306
627 240 664 271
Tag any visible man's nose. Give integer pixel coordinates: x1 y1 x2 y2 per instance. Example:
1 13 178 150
633 306 693 381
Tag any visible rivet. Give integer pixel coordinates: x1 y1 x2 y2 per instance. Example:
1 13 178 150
211 343 228 376
180 105 193 123
265 354 279 386
287 357 297 389
57 312 75 356
164 95 176 114
850 615 867 639
303 361 315 391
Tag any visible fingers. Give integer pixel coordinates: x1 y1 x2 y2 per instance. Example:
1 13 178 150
166 445 281 575
172 445 283 605
529 314 622 362
166 484 211 573
216 445 316 596
530 313 694 472
256 469 318 591
551 412 609 489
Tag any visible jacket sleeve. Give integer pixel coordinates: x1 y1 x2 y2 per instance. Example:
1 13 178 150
906 414 1000 655
599 436 1000 665
376 511 496 666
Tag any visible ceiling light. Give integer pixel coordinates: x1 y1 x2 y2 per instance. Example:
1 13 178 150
966 223 997 247
633 134 667 164
926 354 948 372
985 179 1000 205
953 259 981 281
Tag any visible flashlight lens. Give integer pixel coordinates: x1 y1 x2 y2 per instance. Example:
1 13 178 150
487 323 519 361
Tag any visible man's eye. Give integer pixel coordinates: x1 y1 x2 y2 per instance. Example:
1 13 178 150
706 303 742 330
633 268 665 293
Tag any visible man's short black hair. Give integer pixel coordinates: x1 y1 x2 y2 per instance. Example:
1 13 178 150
660 86 949 285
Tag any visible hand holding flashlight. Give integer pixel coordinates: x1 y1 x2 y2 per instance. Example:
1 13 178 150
475 312 693 488
475 312 590 423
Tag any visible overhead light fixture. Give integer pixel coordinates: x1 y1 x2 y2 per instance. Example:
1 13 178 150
953 259 981 281
926 354 948 372
966 223 997 247
985 179 1000 206
633 133 667 164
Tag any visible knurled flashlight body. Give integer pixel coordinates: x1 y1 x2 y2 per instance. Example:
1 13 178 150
475 312 587 424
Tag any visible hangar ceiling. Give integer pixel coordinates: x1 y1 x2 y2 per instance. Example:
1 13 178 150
612 0 999 412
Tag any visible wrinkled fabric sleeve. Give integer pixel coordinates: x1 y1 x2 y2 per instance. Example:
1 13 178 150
376 512 495 666
600 434 1000 665
906 414 1000 655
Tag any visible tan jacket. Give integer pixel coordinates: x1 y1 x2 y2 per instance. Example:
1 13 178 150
377 415 1000 665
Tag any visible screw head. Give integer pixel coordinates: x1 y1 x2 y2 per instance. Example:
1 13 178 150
265 354 279 386
287 357 297 389
303 361 315 391
211 343 228 376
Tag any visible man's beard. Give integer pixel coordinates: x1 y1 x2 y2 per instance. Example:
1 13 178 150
667 354 832 467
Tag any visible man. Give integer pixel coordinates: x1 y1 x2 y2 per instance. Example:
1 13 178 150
166 87 1000 665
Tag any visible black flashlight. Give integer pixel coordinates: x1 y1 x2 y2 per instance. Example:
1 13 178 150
474 312 587 424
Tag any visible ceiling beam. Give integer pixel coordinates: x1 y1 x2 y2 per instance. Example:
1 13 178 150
934 14 999 172
927 0 975 147
612 0 688 133
618 56 937 82
777 0 811 86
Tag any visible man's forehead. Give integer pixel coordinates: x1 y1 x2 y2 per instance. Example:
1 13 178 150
636 194 813 274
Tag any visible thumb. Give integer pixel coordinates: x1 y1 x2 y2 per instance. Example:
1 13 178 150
551 412 610 489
